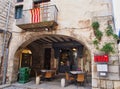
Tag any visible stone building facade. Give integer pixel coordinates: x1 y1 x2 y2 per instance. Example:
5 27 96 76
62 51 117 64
0 0 120 89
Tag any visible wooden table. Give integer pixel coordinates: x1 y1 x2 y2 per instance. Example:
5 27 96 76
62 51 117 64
70 71 86 85
40 69 56 80
70 71 85 74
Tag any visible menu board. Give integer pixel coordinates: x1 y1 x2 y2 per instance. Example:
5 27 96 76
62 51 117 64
97 64 108 72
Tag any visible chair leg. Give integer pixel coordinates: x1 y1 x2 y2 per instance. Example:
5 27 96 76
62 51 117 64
76 82 78 88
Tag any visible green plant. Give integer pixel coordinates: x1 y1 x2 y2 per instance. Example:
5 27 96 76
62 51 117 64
113 34 119 40
106 24 119 40
106 24 113 36
95 29 103 41
92 21 100 30
92 21 103 41
101 43 114 54
93 39 99 45
93 39 99 49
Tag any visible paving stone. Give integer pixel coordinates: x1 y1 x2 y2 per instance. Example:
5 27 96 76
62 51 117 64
2 79 92 89
114 81 120 89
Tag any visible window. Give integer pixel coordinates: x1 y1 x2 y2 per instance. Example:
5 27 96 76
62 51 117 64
33 0 50 4
15 5 23 19
17 0 23 2
33 0 50 8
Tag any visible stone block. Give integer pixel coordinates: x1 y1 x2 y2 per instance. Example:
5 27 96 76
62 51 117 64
93 64 97 72
92 88 100 89
92 79 98 87
109 65 119 73
106 81 113 89
109 56 119 65
98 79 101 88
108 73 120 80
92 78 100 88
78 19 90 28
92 72 98 79
114 81 120 89
101 80 106 88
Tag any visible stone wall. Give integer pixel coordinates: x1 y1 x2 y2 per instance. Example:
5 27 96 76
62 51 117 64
92 16 120 89
0 0 15 84
0 0 119 88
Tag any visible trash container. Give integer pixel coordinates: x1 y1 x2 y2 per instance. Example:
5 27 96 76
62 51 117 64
18 67 30 83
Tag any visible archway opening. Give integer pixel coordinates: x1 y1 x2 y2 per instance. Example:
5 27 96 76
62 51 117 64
14 34 92 86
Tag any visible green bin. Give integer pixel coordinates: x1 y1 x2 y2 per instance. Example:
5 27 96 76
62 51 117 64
18 67 30 83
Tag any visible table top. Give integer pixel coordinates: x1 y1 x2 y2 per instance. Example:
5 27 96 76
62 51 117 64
41 69 55 72
70 71 85 74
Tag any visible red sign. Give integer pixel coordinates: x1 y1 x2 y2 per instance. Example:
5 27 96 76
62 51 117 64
94 55 109 62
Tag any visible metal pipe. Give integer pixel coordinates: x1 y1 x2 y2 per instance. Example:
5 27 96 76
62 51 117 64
111 0 116 33
2 1 11 84
0 29 4 75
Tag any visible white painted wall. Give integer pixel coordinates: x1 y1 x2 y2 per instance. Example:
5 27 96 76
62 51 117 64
112 0 120 35
51 0 112 28
14 0 112 31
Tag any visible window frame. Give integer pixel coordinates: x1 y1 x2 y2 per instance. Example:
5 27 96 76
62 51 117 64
17 0 23 3
15 5 23 19
33 0 50 4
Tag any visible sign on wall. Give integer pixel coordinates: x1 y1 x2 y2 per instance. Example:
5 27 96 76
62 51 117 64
94 55 109 63
97 63 108 77
97 64 108 72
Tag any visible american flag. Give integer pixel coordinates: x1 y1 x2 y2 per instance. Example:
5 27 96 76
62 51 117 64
30 8 40 23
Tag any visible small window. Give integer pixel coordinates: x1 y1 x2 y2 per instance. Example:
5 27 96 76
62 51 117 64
33 0 50 4
15 5 23 19
33 0 50 8
17 0 23 2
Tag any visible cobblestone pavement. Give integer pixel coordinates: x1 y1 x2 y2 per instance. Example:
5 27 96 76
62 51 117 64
3 80 91 89
3 74 92 89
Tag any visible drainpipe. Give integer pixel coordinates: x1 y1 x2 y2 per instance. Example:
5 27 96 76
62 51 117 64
0 30 12 84
111 0 116 32
1 1 12 84
0 29 4 73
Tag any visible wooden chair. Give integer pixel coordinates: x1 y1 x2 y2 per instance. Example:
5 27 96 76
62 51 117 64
76 74 85 86
65 72 75 81
44 71 53 80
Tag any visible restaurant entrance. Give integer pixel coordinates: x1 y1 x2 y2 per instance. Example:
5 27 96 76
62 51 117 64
59 48 78 73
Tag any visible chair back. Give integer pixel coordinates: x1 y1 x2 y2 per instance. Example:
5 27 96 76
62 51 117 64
45 71 52 78
65 72 69 80
76 74 85 82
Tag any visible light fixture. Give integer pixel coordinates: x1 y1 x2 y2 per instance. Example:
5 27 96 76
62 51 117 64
72 47 76 51
45 28 48 31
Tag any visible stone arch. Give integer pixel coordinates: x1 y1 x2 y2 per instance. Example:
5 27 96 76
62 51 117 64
8 29 93 82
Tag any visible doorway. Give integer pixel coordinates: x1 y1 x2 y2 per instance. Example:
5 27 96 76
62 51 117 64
20 49 32 67
21 53 31 67
44 48 51 69
59 49 75 73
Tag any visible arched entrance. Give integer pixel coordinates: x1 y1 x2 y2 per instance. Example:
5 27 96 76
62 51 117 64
10 34 92 85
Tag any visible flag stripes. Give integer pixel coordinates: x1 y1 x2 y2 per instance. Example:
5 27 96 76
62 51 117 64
30 8 40 23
